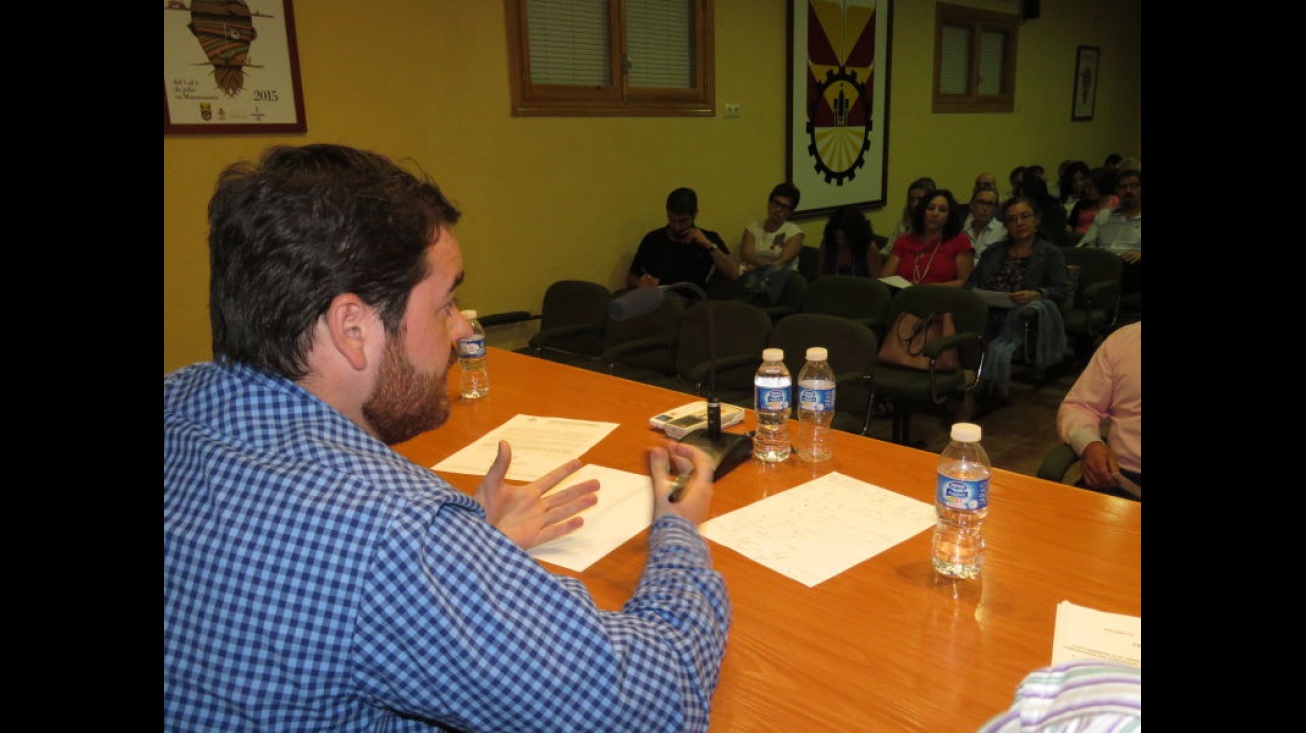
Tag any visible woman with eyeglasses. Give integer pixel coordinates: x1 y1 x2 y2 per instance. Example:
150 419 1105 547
959 196 1071 417
738 182 805 273
880 189 973 287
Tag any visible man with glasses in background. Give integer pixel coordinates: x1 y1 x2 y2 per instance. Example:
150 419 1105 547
1079 168 1141 294
962 186 1006 259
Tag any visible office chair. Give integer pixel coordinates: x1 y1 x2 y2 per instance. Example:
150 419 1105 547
599 292 686 381
869 285 988 446
1037 443 1080 484
515 280 612 367
1059 247 1123 361
801 275 894 339
769 313 880 434
643 299 774 404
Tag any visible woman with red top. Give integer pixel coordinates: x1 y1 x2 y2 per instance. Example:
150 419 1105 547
881 189 974 286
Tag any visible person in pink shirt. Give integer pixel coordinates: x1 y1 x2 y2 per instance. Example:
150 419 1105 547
1056 322 1141 500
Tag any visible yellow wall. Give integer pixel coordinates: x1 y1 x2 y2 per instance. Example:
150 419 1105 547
163 0 1141 373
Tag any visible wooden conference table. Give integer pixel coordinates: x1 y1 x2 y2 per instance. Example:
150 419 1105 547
393 348 1142 732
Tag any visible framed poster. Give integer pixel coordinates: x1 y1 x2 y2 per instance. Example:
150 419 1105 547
1071 45 1099 122
786 0 891 216
164 0 308 134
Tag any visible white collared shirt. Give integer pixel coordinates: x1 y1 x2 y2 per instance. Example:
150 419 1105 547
962 214 1006 258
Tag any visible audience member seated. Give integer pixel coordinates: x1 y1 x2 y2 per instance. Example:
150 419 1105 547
1102 152 1123 170
1067 167 1118 236
1079 168 1141 296
628 186 739 297
881 189 973 287
975 659 1141 733
962 196 1069 411
962 187 1005 260
1008 165 1026 199
885 176 936 257
1056 160 1090 215
974 171 999 194
737 182 805 304
817 205 881 278
1019 176 1068 246
1056 321 1141 500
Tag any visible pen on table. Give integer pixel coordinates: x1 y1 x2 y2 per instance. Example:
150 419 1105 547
668 469 695 503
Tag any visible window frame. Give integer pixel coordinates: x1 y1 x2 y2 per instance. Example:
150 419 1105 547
505 0 715 117
931 2 1018 114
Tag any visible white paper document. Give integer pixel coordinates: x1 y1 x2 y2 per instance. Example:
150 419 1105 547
1051 600 1141 668
528 464 653 572
971 288 1019 309
699 472 935 587
433 414 619 482
879 275 913 289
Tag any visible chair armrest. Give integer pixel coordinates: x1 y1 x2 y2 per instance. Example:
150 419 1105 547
602 338 674 363
477 311 538 328
685 353 764 386
921 332 984 359
1081 280 1121 308
1037 443 1080 484
529 323 604 349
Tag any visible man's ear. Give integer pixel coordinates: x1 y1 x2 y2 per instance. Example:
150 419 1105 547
323 293 379 371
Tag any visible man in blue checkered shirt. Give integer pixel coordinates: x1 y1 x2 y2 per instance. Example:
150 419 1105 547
164 144 731 732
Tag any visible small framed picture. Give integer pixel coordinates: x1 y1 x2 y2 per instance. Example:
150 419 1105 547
164 0 308 134
1071 45 1100 122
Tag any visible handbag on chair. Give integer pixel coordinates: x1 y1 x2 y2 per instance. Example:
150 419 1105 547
877 311 960 372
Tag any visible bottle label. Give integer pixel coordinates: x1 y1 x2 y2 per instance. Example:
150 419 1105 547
936 474 989 510
798 387 835 412
457 336 486 359
756 386 790 411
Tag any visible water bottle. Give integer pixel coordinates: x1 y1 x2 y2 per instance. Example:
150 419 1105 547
753 348 791 463
457 309 490 399
931 423 991 579
794 347 835 463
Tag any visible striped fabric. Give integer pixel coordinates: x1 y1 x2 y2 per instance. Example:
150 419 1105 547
976 660 1141 732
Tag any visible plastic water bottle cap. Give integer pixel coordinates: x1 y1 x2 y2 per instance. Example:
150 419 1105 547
806 347 828 362
951 422 982 442
762 347 784 362
461 309 478 319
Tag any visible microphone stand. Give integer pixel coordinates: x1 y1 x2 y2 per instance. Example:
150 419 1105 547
656 283 754 481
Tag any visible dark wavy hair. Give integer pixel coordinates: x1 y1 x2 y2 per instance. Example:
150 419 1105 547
1057 161 1091 204
207 143 461 380
820 206 874 273
911 189 964 242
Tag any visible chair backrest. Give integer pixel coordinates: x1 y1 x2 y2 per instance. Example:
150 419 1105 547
801 275 893 332
1059 246 1123 337
677 299 773 390
769 313 879 425
797 246 821 281
883 285 989 371
1060 247 1123 308
603 291 685 374
538 280 612 355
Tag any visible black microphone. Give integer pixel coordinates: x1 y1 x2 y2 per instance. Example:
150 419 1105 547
607 283 753 481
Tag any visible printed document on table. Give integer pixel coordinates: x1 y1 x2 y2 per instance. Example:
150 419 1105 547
433 414 619 482
699 472 935 587
1051 600 1141 668
528 464 653 572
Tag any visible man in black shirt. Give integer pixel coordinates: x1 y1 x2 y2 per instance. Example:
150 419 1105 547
628 187 739 294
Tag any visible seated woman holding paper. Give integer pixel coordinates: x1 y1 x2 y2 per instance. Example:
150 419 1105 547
960 196 1069 414
880 189 974 287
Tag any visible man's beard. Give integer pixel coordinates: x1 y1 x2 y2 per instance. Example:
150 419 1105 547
362 337 451 445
